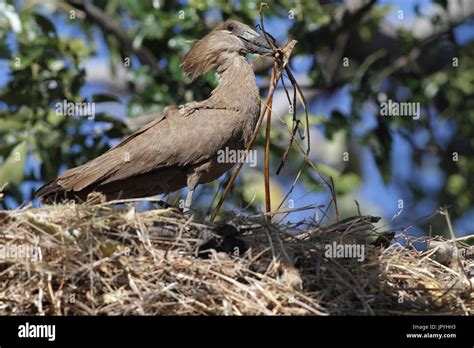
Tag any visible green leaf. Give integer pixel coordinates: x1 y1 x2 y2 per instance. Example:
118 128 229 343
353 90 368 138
315 162 340 179
0 141 27 186
447 174 466 195
0 119 25 131
337 173 362 195
46 110 64 127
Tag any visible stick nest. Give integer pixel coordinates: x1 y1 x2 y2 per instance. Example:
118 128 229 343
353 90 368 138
0 203 472 315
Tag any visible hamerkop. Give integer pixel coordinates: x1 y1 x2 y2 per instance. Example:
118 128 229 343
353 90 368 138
36 20 269 211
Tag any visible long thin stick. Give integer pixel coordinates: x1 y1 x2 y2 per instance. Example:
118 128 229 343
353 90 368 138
264 61 278 222
264 98 272 221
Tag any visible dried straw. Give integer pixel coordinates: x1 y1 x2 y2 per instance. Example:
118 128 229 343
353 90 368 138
0 204 472 315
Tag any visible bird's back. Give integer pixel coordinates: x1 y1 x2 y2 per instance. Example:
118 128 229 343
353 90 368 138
36 103 257 202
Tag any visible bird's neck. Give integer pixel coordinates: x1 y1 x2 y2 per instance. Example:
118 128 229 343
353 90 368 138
208 55 260 111
204 54 261 146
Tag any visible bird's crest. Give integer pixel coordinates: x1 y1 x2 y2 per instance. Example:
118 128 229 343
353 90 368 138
181 20 248 81
181 34 221 81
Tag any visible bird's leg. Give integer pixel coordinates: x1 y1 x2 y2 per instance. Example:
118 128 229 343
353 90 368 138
183 189 194 213
184 165 203 215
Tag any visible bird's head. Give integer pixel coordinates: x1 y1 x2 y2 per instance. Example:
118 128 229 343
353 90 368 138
215 20 270 55
181 20 270 81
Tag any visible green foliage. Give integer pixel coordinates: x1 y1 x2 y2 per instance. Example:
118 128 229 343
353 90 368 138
0 1 126 203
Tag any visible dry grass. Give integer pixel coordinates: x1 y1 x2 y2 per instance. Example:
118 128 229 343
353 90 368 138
0 202 472 315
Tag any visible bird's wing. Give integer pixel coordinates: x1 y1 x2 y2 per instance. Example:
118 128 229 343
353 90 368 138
56 106 242 191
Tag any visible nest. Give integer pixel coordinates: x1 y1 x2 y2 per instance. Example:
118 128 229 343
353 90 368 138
0 203 472 315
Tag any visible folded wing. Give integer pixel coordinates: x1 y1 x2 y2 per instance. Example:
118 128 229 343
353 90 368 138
36 106 242 200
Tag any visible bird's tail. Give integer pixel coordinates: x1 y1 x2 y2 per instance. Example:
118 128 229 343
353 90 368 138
35 179 68 203
35 163 98 203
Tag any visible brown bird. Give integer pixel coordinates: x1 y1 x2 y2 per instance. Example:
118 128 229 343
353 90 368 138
36 20 269 211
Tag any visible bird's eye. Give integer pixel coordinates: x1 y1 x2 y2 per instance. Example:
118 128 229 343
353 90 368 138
227 23 235 31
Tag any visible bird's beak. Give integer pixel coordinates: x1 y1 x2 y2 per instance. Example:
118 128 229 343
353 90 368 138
240 28 271 54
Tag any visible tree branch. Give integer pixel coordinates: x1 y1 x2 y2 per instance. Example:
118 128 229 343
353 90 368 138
65 0 159 75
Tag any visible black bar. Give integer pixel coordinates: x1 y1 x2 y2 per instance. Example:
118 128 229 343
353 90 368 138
0 315 472 346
